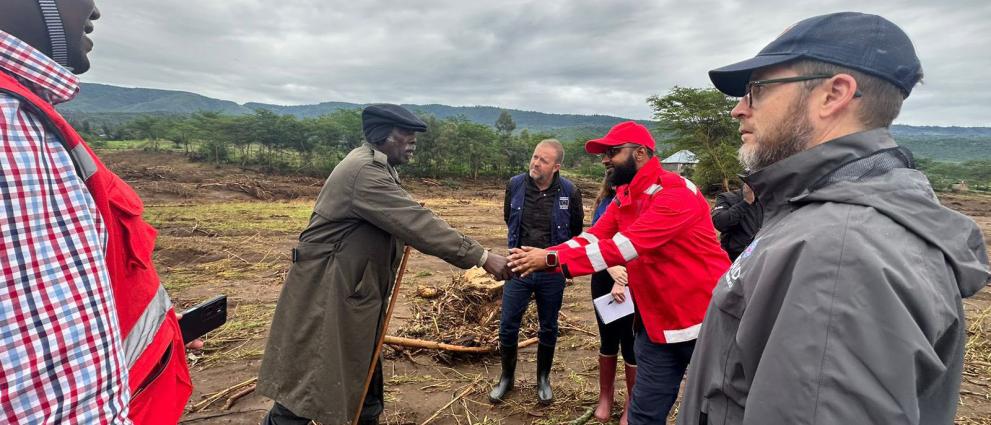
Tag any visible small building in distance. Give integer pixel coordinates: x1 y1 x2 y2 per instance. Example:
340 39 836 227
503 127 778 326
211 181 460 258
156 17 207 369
661 150 698 175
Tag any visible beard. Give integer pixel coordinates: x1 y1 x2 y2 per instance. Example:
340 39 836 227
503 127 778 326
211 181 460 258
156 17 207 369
738 95 815 171
608 155 638 186
529 167 549 184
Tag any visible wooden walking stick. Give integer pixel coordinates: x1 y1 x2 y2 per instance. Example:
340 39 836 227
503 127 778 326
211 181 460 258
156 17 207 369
351 243 414 425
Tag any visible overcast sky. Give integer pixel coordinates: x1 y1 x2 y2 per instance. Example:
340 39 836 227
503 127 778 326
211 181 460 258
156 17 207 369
82 0 990 126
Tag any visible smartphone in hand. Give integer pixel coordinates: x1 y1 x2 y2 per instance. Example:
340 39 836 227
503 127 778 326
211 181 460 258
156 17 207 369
178 295 227 344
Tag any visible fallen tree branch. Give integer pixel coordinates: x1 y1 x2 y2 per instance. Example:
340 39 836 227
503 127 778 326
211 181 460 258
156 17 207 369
384 336 492 353
419 379 480 425
222 383 257 410
560 324 597 337
960 389 989 398
179 408 268 423
190 377 258 412
518 337 539 349
384 336 538 353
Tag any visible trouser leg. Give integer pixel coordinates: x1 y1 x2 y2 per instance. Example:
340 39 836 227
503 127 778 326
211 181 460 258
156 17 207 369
533 272 565 347
262 402 311 425
358 358 384 424
627 333 695 425
499 277 534 347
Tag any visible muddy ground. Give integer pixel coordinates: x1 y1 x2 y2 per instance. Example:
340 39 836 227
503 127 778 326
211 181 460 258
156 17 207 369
100 150 991 424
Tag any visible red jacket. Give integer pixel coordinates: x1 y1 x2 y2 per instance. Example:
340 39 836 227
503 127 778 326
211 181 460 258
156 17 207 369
0 73 192 424
552 158 730 344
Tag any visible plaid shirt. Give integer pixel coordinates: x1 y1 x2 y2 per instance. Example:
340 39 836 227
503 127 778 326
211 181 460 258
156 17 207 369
0 31 131 423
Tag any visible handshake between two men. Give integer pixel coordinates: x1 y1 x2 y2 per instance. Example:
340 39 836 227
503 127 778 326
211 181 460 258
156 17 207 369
479 246 553 282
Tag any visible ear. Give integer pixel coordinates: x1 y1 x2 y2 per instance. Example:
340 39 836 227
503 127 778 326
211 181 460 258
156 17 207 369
635 147 648 162
818 73 859 119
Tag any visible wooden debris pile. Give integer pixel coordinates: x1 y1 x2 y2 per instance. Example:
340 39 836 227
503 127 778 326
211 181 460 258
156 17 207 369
393 267 558 362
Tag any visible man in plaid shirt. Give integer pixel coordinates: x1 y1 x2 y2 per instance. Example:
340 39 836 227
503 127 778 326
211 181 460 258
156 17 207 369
1 1 194 423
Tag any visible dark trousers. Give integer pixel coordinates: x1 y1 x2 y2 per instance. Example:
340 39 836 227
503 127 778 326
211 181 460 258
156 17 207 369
590 271 636 363
499 271 566 347
263 359 383 425
627 333 696 425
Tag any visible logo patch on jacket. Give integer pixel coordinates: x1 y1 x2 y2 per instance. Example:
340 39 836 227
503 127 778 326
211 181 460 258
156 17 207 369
726 238 759 289
559 197 569 209
740 238 760 259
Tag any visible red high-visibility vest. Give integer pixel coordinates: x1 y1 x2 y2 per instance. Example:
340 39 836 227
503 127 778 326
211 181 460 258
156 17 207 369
0 72 192 425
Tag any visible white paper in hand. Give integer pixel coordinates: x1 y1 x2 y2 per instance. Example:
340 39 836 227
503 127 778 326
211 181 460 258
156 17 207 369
593 287 634 324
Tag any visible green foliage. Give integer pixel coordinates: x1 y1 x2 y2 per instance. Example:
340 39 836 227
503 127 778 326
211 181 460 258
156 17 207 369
495 110 517 136
647 87 742 192
917 158 991 192
97 109 605 179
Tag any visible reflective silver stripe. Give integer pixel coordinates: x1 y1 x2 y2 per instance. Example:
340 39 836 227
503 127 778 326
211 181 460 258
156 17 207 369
612 232 639 262
683 177 698 195
645 184 662 195
565 240 580 248
663 323 701 343
70 144 98 180
37 0 70 68
585 243 608 272
123 285 173 368
579 232 599 244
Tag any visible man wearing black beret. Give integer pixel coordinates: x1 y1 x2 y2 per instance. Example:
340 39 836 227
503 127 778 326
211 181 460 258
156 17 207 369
258 104 511 425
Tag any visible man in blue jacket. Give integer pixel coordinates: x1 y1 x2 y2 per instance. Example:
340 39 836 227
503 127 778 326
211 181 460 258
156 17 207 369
490 139 583 405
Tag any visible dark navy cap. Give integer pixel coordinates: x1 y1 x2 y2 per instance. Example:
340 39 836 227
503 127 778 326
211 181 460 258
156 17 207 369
361 104 428 144
709 12 923 98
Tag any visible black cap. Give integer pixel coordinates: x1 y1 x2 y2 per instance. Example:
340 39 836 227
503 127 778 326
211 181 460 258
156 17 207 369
709 12 923 98
362 104 428 144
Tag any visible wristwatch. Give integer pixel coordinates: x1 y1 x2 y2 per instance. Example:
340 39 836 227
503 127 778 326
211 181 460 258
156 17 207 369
545 251 559 267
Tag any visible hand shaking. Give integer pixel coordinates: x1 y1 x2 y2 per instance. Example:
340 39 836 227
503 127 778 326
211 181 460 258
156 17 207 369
483 252 512 281
506 246 549 278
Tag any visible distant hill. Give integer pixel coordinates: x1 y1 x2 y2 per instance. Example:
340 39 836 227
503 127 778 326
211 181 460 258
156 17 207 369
61 83 251 115
890 125 991 163
58 83 991 162
60 83 647 138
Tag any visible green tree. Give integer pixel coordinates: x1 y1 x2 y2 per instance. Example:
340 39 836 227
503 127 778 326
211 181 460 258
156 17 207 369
189 112 235 165
647 87 741 192
127 115 169 150
495 110 516 137
456 120 499 179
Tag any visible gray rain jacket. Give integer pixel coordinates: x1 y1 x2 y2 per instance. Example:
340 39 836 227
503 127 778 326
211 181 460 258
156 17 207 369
678 128 989 425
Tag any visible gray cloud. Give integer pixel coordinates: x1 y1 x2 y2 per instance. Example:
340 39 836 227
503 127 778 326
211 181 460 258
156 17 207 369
82 0 991 126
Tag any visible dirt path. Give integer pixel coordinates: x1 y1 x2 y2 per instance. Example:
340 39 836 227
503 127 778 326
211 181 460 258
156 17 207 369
100 151 991 425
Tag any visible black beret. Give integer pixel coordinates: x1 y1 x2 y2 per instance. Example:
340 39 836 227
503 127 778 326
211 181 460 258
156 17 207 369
361 104 428 144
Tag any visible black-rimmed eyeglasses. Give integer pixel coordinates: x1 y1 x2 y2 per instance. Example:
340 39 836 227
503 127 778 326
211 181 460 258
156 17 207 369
743 73 862 108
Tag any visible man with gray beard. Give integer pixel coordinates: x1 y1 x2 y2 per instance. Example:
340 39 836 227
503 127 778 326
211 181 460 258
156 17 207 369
678 12 989 425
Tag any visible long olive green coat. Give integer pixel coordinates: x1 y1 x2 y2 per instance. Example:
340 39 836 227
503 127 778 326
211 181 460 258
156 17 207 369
257 143 485 424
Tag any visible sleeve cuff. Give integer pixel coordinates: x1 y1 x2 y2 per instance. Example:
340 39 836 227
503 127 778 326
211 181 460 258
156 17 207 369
477 250 489 267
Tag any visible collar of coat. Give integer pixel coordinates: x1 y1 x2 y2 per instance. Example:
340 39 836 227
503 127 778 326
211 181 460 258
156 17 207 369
742 127 897 222
0 30 79 104
524 171 561 192
364 142 401 184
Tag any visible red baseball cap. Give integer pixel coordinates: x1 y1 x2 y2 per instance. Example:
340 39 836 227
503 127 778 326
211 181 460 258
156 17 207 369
584 121 656 154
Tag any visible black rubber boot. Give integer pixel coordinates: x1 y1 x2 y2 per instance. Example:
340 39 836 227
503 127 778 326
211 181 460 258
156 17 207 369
489 344 517 403
536 343 555 405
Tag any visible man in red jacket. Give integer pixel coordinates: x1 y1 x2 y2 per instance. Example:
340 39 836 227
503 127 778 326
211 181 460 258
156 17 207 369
509 121 730 425
1 1 194 423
